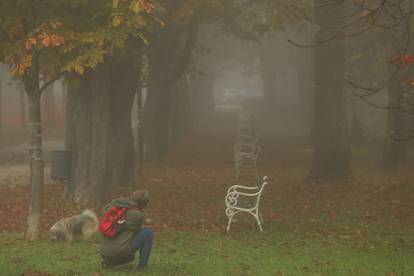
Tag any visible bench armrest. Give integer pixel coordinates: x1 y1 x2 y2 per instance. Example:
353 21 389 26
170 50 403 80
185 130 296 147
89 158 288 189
227 185 258 193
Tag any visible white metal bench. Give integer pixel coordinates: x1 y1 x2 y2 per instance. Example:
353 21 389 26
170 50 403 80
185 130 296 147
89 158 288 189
225 176 268 232
234 141 257 154
237 131 260 144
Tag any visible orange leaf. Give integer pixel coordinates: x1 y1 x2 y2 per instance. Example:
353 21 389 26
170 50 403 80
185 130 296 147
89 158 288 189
41 36 51 47
25 37 37 51
390 55 414 67
50 34 65 46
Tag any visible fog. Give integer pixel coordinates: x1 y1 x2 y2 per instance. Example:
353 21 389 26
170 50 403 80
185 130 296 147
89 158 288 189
0 1 414 273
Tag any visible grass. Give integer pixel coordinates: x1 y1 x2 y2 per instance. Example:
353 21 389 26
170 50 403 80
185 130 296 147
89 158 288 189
1 222 413 276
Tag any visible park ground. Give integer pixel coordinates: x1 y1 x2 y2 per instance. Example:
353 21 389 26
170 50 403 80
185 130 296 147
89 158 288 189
0 111 414 275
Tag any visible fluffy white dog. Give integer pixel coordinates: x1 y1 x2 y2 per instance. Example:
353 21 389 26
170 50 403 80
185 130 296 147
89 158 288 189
48 209 98 242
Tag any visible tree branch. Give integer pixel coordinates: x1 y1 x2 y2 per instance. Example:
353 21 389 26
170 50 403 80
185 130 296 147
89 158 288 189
39 73 63 93
168 21 199 84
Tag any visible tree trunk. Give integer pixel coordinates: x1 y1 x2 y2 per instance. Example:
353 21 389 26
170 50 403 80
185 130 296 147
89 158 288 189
108 61 137 191
295 40 314 141
381 8 412 169
307 2 351 182
0 77 2 135
144 22 199 162
135 85 144 180
382 76 406 169
350 98 365 146
144 74 172 162
16 82 27 131
190 72 215 126
66 60 139 205
43 84 56 129
60 80 67 125
170 78 193 145
259 50 277 113
144 28 174 162
20 88 27 131
25 86 43 241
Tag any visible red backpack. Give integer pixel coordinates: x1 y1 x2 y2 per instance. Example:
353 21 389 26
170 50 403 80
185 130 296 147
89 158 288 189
99 207 128 237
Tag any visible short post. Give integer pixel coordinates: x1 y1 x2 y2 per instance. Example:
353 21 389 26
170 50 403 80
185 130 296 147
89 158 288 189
50 150 73 201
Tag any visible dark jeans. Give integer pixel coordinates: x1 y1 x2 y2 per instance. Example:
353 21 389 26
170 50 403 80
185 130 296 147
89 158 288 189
130 227 154 268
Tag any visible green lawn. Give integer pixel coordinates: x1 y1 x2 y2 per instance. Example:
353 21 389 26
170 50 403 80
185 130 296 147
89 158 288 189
1 223 413 276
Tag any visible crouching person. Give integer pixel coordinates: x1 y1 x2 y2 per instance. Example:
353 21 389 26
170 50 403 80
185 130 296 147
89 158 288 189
99 190 154 271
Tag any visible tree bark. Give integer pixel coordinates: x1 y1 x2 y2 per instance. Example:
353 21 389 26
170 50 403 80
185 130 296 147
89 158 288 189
144 21 199 162
144 74 172 162
20 87 27 131
0 77 2 135
259 48 277 112
43 84 56 129
66 59 139 205
200 76 215 119
15 82 27 131
307 2 351 182
382 76 406 169
24 58 44 241
189 68 215 126
170 77 193 145
350 98 365 146
26 92 43 241
381 7 413 169
135 85 144 179
144 26 173 162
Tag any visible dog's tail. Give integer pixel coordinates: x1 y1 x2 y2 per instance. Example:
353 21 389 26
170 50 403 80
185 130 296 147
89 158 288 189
81 209 98 223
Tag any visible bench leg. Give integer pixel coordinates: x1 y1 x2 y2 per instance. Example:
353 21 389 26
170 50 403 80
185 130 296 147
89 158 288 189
259 212 264 224
227 215 234 232
255 214 263 231
253 210 263 231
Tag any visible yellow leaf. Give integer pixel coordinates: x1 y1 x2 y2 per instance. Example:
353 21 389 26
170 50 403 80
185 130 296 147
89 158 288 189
130 0 141 13
74 64 85 75
113 0 119 8
112 15 122 27
11 54 33 76
50 20 63 29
